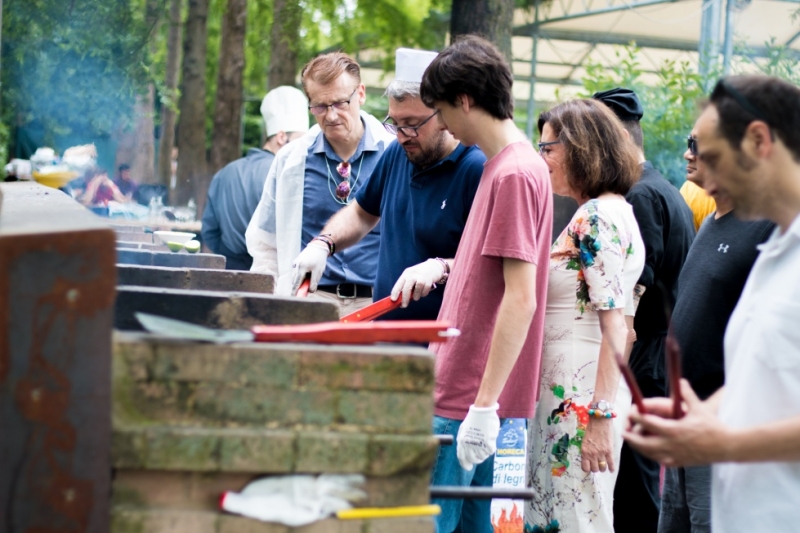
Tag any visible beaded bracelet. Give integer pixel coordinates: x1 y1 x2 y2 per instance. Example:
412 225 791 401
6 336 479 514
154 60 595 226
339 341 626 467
433 257 450 284
312 234 336 257
588 400 617 419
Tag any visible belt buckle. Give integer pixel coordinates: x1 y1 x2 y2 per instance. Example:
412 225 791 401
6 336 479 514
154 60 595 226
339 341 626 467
336 283 357 299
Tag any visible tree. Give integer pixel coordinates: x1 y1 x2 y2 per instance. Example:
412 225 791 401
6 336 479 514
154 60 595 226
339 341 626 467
209 0 247 182
450 0 514 63
268 0 302 90
157 0 184 186
174 0 210 206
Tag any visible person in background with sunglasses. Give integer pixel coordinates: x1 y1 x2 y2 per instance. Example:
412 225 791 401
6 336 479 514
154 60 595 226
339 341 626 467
656 117 774 533
246 52 394 315
290 48 485 321
592 88 696 533
680 135 717 232
626 75 800 532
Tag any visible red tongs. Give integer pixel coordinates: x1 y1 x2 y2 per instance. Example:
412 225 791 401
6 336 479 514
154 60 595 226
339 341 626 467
340 296 402 323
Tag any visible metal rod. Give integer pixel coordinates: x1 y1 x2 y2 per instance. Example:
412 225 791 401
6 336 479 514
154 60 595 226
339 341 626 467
434 434 453 446
526 0 541 140
722 0 735 75
536 0 677 25
430 487 536 500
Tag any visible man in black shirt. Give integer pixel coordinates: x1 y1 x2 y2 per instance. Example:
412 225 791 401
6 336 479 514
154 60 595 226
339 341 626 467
593 88 696 533
657 125 773 533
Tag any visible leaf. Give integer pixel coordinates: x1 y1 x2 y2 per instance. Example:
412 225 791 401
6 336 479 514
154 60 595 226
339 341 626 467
552 384 565 399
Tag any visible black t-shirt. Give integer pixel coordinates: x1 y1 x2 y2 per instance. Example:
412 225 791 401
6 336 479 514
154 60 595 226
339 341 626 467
625 162 696 390
672 212 774 399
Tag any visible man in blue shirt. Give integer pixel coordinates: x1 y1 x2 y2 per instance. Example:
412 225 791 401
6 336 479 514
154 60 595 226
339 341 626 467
246 52 395 315
290 48 485 320
203 86 309 270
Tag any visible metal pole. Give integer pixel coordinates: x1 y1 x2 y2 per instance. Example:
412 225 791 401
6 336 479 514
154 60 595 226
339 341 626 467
525 0 540 140
722 0 735 75
698 0 722 86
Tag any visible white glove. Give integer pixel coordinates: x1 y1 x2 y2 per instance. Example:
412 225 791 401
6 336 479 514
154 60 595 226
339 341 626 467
390 258 445 308
291 241 329 294
456 403 500 471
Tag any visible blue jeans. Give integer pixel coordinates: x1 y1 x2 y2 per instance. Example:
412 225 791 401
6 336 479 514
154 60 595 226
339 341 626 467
658 465 712 533
431 415 495 533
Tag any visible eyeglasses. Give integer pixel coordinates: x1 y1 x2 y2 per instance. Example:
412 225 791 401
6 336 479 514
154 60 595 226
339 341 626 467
712 78 770 125
382 110 439 138
687 135 698 156
308 88 358 116
537 140 561 156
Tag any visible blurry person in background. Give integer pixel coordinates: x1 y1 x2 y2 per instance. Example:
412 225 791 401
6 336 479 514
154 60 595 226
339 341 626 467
680 135 717 231
78 166 127 206
113 164 138 200
202 86 310 270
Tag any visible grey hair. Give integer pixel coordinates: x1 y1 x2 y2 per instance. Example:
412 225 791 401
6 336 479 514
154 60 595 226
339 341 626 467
384 79 421 102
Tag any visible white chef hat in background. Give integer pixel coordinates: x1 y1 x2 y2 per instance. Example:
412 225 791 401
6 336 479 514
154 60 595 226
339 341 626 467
260 86 310 137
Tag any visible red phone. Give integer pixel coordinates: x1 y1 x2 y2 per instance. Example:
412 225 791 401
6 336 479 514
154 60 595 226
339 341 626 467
666 332 685 419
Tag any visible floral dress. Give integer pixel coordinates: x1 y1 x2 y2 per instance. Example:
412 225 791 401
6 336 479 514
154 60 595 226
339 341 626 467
524 197 644 533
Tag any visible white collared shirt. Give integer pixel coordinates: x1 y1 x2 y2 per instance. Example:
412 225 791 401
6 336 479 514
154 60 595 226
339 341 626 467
713 214 800 532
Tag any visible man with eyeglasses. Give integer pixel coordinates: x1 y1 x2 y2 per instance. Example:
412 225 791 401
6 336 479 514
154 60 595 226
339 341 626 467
654 119 774 533
290 48 485 321
625 75 800 532
246 52 394 315
592 87 696 533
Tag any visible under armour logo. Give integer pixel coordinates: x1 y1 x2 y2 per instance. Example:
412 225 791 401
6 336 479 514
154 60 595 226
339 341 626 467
718 244 729 253
441 199 447 209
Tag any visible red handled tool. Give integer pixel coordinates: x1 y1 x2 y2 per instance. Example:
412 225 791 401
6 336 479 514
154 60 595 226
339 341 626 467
251 320 458 344
666 330 685 419
340 296 402 323
296 278 310 298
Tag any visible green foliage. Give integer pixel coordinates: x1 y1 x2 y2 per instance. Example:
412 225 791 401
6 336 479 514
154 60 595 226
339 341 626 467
2 0 156 144
579 45 706 188
737 38 800 87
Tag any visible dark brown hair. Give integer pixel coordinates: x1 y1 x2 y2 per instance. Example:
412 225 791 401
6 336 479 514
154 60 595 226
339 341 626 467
538 99 641 198
420 35 514 120
710 75 800 163
300 52 361 96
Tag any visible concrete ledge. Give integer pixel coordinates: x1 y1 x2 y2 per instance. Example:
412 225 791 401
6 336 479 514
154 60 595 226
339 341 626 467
117 264 274 293
117 248 226 269
114 287 336 330
111 507 435 533
117 241 169 252
112 426 437 475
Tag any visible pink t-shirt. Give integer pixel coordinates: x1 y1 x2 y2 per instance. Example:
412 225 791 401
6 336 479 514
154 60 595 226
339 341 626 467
432 141 553 420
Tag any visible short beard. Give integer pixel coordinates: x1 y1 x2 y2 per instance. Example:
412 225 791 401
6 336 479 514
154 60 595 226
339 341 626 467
404 132 448 169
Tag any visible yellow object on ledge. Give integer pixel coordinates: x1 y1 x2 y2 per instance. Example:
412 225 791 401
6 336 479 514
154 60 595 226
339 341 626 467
32 170 79 189
336 504 441 520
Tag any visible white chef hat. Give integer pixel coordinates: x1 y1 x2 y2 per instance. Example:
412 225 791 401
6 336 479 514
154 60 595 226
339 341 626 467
395 48 439 84
260 86 310 137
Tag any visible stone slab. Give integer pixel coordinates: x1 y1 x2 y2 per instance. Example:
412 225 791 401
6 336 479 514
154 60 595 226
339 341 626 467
114 287 337 331
111 426 437 475
117 248 225 269
112 470 431 510
0 181 114 533
116 264 274 293
116 231 154 243
117 241 170 252
111 508 435 533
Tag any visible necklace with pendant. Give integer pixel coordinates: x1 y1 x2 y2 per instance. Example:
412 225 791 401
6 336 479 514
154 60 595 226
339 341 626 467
326 154 365 205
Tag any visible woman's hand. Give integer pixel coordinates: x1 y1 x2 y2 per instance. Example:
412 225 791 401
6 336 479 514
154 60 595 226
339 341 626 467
581 418 615 473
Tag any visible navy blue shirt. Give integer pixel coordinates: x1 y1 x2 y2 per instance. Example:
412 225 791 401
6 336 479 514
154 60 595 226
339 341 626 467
302 120 383 286
202 148 275 269
355 141 485 320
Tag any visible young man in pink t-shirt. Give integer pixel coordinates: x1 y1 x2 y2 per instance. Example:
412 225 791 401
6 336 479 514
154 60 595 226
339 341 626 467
420 36 553 532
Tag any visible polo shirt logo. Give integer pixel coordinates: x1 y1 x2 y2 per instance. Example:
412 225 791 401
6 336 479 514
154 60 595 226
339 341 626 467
718 243 729 253
441 199 447 210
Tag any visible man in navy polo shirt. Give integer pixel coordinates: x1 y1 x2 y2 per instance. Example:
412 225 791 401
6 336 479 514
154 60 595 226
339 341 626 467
291 48 485 320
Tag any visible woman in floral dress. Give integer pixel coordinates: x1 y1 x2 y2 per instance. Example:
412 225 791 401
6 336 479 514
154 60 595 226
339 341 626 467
524 99 645 533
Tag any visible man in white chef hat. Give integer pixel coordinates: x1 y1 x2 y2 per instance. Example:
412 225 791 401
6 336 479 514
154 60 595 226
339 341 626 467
202 86 309 270
291 48 486 322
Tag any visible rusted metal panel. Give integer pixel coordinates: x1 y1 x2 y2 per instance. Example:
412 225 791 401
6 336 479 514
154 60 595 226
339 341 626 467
0 182 116 533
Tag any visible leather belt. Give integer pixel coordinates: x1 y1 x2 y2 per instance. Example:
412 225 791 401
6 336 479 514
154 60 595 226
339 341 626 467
317 283 372 299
